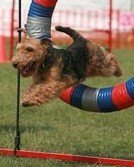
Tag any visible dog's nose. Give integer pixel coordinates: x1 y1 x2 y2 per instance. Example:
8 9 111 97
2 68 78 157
12 62 18 68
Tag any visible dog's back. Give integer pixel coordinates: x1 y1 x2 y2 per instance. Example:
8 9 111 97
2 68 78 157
55 26 122 78
55 26 89 81
55 26 88 51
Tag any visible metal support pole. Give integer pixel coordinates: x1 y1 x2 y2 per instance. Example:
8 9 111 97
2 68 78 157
14 0 21 155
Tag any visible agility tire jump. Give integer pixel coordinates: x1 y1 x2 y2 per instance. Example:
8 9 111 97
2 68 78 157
60 77 134 112
26 0 58 39
26 0 134 112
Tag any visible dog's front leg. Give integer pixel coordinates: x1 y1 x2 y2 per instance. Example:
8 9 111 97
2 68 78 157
21 81 67 107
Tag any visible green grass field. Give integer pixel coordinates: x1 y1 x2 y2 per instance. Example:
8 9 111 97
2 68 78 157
0 49 134 167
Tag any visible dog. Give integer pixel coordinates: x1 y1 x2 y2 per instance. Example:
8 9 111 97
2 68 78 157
12 26 122 107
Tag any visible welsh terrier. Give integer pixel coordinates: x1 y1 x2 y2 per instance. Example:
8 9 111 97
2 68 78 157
12 26 122 107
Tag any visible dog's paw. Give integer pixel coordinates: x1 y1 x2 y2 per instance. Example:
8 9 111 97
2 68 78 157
21 99 35 107
21 100 32 107
21 98 41 107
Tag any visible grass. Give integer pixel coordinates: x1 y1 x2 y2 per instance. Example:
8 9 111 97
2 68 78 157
0 49 134 167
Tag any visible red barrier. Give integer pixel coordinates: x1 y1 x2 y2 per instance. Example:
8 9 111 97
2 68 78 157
0 36 8 63
0 149 134 167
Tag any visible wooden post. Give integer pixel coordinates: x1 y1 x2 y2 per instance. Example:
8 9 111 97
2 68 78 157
109 0 113 51
10 0 15 60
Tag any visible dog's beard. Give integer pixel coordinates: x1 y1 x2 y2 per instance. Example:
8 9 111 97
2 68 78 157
20 61 37 77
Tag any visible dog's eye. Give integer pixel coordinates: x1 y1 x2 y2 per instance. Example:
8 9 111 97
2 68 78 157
26 47 34 52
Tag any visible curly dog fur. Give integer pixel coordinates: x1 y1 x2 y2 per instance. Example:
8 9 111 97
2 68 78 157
12 26 122 107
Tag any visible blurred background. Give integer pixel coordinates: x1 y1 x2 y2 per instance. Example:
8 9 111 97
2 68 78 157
0 2 134 166
0 0 134 61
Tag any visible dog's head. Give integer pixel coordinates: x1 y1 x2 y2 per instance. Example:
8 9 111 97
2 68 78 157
12 30 51 77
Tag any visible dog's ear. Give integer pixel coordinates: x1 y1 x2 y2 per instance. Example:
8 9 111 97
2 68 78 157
16 28 30 41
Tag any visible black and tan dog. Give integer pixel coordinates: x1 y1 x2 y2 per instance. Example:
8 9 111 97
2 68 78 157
12 26 122 107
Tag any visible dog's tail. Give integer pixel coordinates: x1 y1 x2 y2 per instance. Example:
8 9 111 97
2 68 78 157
55 26 82 41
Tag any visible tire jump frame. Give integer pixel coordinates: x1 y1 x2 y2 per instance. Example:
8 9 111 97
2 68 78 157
60 77 134 112
0 0 134 166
